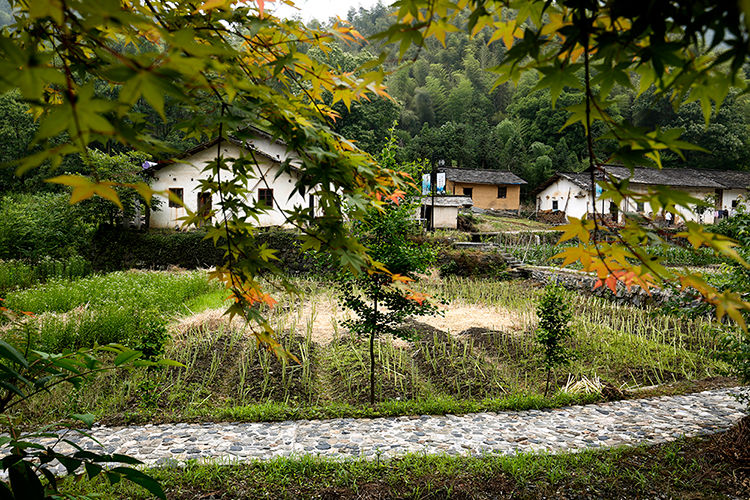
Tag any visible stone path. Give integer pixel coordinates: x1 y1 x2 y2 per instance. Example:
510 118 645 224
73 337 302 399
38 388 747 467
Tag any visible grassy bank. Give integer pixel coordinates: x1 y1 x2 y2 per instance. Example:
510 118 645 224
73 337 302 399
4 272 731 427
59 427 750 499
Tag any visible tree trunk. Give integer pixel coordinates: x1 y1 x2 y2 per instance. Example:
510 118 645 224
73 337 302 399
544 368 551 398
370 293 378 405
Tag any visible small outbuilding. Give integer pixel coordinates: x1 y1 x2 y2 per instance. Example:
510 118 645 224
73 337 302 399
439 167 527 212
419 195 473 229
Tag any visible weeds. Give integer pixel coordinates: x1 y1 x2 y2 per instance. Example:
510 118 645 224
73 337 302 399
56 435 745 499
0 256 91 293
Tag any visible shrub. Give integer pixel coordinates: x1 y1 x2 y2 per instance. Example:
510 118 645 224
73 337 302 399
438 249 509 278
0 192 95 260
88 226 336 275
536 283 574 397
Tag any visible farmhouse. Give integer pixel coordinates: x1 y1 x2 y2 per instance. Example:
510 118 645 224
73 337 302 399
147 130 313 229
439 167 527 212
535 165 750 224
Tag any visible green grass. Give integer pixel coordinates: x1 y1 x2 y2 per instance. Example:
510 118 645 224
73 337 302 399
0 256 92 294
3 269 219 314
58 434 746 499
1 270 224 352
8 274 730 428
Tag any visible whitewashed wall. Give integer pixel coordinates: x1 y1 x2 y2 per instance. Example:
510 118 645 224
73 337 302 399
720 189 748 213
537 178 730 224
536 177 590 219
149 141 308 228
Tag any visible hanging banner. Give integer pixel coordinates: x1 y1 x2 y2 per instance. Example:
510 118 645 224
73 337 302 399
422 173 446 195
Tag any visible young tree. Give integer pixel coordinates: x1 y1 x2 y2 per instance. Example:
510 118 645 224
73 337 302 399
342 133 438 404
536 283 573 397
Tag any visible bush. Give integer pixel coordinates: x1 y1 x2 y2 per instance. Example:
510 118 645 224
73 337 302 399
438 249 509 278
88 226 336 275
0 192 95 260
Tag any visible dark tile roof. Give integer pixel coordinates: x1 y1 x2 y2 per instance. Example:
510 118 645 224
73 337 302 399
420 195 473 207
439 167 527 185
537 166 750 194
602 165 725 188
696 170 750 189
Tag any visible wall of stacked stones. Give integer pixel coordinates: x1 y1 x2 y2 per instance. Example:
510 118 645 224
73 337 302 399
529 267 673 307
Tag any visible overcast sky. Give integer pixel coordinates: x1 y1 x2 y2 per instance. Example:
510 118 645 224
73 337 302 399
270 0 387 22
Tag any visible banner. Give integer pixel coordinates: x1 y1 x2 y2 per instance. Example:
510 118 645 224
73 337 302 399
422 173 446 195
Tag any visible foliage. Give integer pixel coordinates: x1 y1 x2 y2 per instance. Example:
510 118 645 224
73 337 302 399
0 0 409 360
0 193 95 261
0 305 171 499
536 283 574 396
0 256 91 294
73 148 153 227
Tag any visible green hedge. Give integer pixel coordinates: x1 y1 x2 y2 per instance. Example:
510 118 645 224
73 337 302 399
437 249 509 278
89 226 334 275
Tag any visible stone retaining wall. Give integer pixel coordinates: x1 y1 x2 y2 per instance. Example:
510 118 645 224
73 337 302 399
528 266 673 307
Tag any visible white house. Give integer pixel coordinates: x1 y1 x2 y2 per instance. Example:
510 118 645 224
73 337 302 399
147 131 313 229
535 166 750 224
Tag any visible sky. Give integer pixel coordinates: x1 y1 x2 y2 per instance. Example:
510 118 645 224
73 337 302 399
269 0 386 22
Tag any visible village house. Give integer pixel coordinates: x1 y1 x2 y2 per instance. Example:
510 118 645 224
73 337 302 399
438 167 527 213
535 165 750 224
147 130 314 229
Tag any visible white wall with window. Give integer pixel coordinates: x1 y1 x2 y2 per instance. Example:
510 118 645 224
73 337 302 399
149 139 309 229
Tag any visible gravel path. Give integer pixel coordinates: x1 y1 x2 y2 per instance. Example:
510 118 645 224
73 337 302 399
37 388 747 467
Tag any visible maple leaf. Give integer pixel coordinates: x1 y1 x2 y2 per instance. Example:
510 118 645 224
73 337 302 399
46 175 122 209
557 217 592 244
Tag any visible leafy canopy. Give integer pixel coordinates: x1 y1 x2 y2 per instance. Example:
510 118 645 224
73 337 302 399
0 0 408 357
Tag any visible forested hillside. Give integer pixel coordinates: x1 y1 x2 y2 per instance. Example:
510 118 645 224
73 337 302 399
1 0 749 199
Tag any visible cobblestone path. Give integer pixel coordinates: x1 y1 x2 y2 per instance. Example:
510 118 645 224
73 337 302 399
43 388 747 466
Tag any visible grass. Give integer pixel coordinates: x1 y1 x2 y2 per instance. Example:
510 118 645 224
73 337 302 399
3 269 220 314
472 213 555 232
0 256 92 293
6 273 732 428
57 432 748 499
2 270 224 352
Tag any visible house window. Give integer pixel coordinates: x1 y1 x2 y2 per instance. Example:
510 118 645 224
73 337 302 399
636 201 644 212
732 199 739 208
258 188 274 207
168 188 183 208
463 187 473 198
552 200 559 211
497 186 507 199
